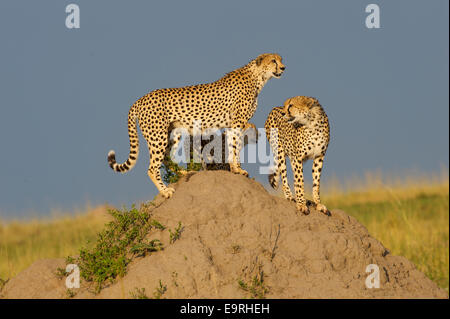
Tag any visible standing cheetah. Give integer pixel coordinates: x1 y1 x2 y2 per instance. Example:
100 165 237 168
265 96 330 215
108 53 285 198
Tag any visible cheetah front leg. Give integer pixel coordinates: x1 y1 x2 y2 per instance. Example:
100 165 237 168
228 122 249 177
312 155 330 216
290 157 309 215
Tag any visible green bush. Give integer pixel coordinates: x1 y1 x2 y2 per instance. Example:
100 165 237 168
66 205 164 293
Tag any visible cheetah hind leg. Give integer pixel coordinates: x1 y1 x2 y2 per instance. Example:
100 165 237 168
268 139 294 202
148 163 175 199
145 130 175 199
277 151 295 202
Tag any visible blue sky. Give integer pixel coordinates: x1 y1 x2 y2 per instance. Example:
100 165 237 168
0 0 448 217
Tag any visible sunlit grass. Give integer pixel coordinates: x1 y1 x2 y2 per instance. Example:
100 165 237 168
324 186 449 291
321 169 449 292
0 205 110 281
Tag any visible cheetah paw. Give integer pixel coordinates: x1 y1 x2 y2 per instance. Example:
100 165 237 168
296 204 310 215
316 203 331 216
230 166 249 177
161 187 175 199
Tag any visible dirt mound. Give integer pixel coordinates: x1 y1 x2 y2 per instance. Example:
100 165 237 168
1 171 447 299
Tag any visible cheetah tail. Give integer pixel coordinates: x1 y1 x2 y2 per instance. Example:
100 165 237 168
108 105 139 173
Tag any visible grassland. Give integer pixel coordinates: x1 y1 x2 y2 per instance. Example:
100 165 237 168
0 206 110 286
321 170 449 291
324 184 449 291
0 172 448 293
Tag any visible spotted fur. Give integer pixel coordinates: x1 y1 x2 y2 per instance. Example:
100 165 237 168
108 54 285 198
265 96 330 215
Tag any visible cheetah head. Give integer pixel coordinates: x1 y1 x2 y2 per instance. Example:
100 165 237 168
254 53 285 80
282 96 320 127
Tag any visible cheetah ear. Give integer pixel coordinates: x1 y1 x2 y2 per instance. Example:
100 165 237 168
283 98 293 113
256 54 267 66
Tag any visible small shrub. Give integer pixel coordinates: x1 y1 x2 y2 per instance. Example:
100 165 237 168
162 155 186 184
0 277 8 292
169 222 183 244
66 206 164 293
172 271 179 287
150 219 166 230
153 280 167 299
162 149 202 184
55 267 69 279
130 287 149 299
238 273 269 299
66 289 76 299
130 240 163 257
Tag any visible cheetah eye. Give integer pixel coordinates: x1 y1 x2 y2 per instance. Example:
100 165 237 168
272 59 276 63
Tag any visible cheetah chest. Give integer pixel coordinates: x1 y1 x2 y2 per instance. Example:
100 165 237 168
298 129 328 160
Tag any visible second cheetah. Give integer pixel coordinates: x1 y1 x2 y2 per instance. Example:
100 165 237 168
265 96 330 215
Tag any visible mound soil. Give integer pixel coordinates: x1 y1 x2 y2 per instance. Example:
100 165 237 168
1 171 447 299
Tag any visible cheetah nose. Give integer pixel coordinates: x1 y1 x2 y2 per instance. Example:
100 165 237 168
280 66 286 71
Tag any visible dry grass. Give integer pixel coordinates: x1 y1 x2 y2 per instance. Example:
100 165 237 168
324 184 449 291
321 169 449 292
0 205 110 281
